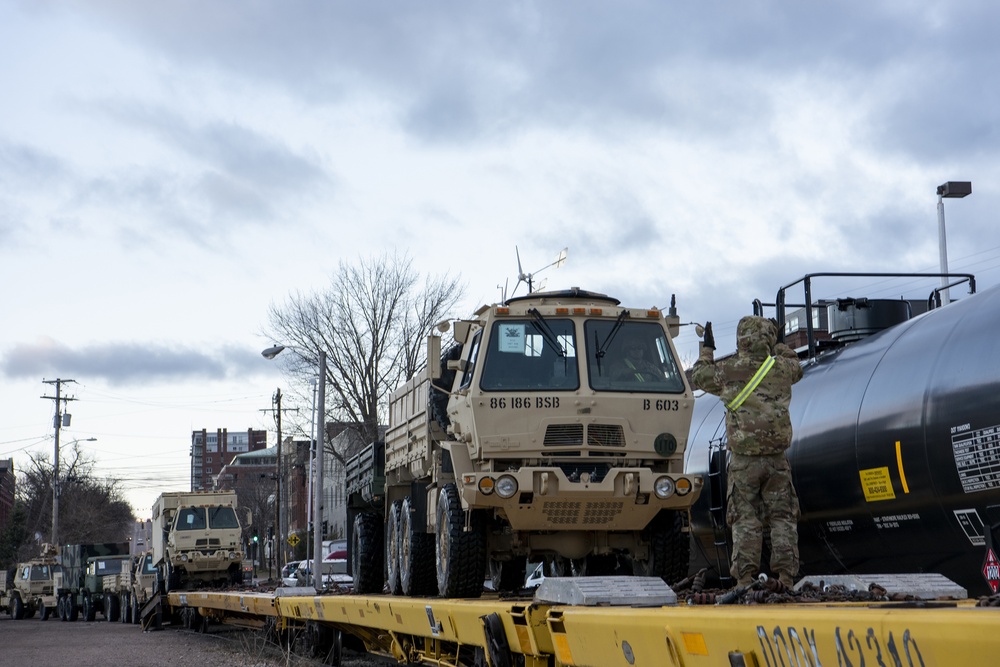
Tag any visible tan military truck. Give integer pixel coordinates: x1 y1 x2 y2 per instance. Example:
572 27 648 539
128 550 159 623
151 490 246 591
2 544 60 620
347 288 702 598
102 550 158 624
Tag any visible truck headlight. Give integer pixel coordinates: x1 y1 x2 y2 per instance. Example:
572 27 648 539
229 552 238 560
180 554 189 562
654 476 676 499
496 475 518 499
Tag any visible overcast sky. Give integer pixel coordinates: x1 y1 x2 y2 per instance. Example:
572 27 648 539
2 1 998 518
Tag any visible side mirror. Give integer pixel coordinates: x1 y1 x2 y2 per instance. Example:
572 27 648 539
428 336 442 381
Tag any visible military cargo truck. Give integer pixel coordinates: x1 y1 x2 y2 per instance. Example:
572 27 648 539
126 550 159 624
56 543 130 621
151 490 246 591
347 288 702 598
2 544 60 620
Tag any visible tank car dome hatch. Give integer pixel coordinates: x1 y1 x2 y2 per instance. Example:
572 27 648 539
504 286 621 306
827 297 911 343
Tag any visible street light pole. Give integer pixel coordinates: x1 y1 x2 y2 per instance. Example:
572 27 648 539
936 181 972 305
313 350 326 593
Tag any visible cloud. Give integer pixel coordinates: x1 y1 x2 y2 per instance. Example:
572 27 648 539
1 337 267 385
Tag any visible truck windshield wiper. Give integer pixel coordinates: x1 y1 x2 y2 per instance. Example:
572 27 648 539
527 308 566 357
595 311 630 370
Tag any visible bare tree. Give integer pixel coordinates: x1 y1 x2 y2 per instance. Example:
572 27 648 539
264 251 464 463
12 443 134 560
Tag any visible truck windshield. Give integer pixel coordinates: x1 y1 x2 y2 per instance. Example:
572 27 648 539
176 507 207 530
208 506 239 529
141 556 157 574
95 559 125 574
586 320 685 393
480 319 579 391
29 565 55 580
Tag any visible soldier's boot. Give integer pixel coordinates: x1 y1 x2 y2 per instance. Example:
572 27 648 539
778 573 794 589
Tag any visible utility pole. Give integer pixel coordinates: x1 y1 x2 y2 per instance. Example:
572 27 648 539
260 389 297 578
41 378 77 546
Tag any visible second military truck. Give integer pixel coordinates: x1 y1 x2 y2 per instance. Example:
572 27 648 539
348 287 702 597
151 490 246 591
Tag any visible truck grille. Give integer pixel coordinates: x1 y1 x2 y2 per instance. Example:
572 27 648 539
542 500 624 526
587 424 625 447
196 538 221 547
544 424 625 448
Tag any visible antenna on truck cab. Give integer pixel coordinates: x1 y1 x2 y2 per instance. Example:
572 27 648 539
507 246 568 300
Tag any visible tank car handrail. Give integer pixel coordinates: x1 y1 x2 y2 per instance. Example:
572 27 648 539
769 272 976 359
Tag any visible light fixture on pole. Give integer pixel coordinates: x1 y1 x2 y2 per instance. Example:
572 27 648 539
936 181 972 305
262 344 327 593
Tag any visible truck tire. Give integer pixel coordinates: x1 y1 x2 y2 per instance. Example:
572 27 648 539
12 595 24 620
385 500 404 595
351 512 384 594
400 496 436 596
631 509 689 583
83 594 96 622
165 562 181 593
39 603 50 621
436 483 486 598
105 593 120 622
131 594 140 625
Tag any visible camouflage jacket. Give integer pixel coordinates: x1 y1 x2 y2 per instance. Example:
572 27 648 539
690 316 803 456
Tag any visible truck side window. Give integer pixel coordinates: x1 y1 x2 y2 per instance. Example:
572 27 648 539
458 331 482 390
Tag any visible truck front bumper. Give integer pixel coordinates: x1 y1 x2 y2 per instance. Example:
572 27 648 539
457 466 702 531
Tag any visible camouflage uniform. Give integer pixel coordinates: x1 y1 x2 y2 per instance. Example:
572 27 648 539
690 316 803 587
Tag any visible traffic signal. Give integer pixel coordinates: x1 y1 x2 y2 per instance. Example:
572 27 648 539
267 526 274 540
252 529 259 544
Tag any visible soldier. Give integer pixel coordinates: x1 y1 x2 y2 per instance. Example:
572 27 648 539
690 316 803 588
612 336 665 382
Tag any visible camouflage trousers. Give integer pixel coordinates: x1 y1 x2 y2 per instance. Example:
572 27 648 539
726 452 800 586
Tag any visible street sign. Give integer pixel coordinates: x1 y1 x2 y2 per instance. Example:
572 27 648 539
287 533 300 547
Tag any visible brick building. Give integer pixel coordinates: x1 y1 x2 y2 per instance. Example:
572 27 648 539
190 428 268 491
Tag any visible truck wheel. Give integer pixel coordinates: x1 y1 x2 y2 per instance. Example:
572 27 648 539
351 512 384 594
165 562 181 592
83 594 96 622
131 595 140 625
121 593 131 623
57 596 66 621
68 597 79 622
385 500 404 595
436 483 486 598
12 595 24 620
39 603 50 621
400 496 436 596
632 510 689 583
106 593 120 622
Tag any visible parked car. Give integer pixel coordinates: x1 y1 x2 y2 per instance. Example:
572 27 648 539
285 559 352 591
280 560 303 587
525 562 545 588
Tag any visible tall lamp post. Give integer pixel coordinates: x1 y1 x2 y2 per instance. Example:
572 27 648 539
936 181 972 305
262 345 327 593
54 437 96 545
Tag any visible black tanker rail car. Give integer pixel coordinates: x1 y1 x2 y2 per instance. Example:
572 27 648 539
686 274 1000 596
